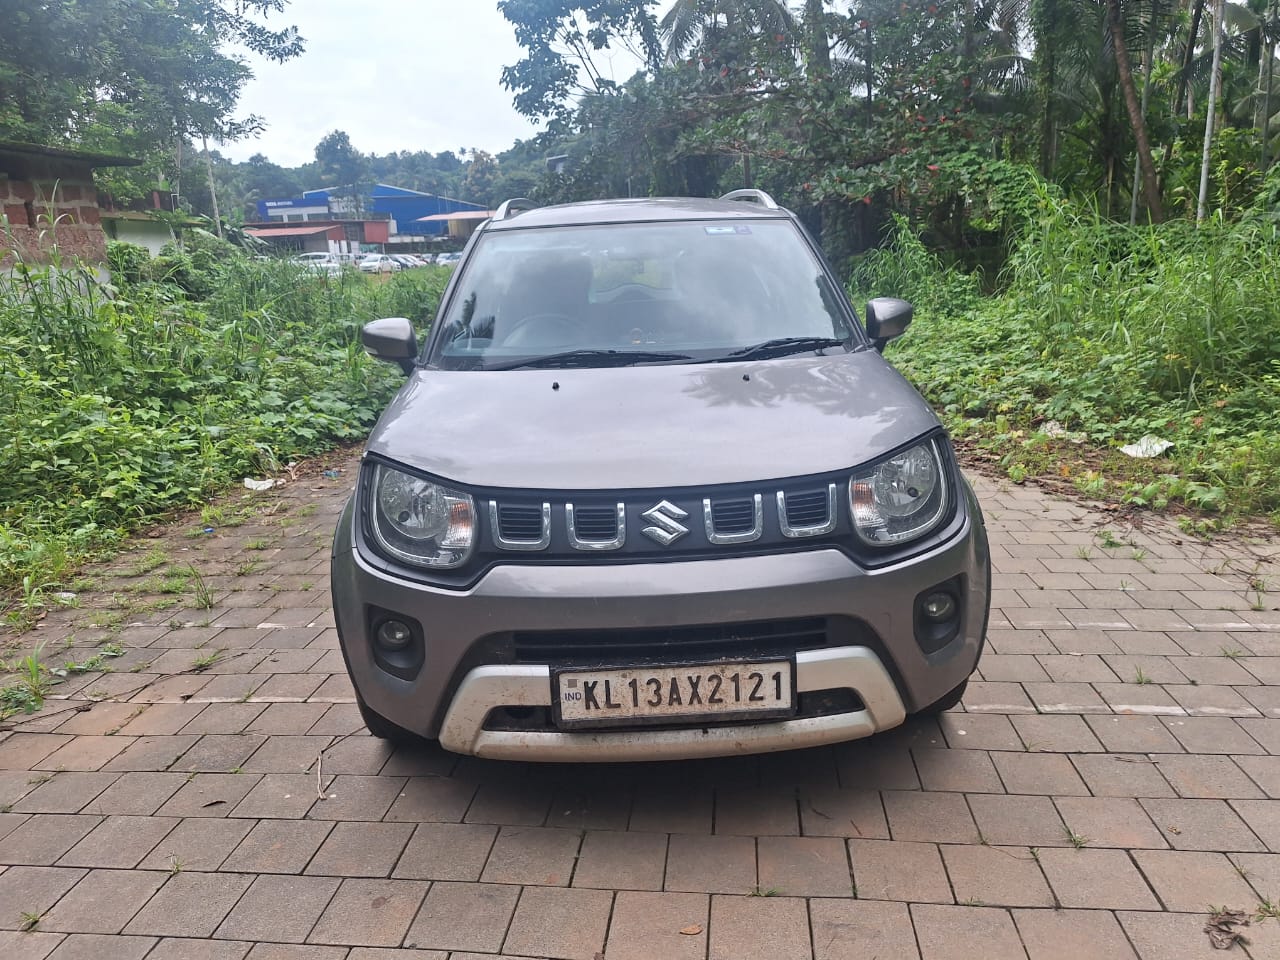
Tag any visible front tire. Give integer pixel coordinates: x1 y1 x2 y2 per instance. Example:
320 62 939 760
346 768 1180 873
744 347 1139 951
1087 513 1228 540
356 695 421 745
916 678 968 716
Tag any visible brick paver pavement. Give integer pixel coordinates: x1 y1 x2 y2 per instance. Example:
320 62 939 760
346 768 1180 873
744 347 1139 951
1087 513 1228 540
1 450 1278 959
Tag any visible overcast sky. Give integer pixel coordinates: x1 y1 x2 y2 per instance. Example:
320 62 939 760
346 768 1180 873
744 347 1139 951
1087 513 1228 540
222 1 653 167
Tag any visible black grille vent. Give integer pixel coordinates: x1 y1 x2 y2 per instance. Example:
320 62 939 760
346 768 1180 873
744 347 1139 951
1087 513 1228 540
710 497 756 533
572 506 618 541
514 617 829 662
785 489 829 528
497 504 545 541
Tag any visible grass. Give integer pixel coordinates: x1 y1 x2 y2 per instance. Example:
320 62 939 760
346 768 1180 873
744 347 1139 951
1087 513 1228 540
0 243 451 609
1065 826 1090 848
191 649 225 672
856 203 1280 528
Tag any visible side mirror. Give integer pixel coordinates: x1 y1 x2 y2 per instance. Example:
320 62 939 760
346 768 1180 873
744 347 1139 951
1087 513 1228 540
362 317 418 374
865 297 913 351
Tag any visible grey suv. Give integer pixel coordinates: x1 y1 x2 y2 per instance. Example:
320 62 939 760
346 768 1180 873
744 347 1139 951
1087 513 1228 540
331 190 990 761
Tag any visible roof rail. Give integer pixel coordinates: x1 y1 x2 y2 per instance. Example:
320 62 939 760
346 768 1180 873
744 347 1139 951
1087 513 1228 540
494 197 539 221
719 188 779 210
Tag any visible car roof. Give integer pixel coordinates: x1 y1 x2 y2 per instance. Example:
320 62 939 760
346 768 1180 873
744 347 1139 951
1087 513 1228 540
483 197 793 232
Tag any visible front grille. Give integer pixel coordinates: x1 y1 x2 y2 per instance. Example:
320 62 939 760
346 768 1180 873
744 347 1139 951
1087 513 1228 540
497 504 544 541
572 506 618 540
785 489 830 528
513 617 830 663
710 497 756 533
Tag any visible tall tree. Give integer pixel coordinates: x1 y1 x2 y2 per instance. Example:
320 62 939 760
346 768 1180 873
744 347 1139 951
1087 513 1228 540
1105 0 1165 221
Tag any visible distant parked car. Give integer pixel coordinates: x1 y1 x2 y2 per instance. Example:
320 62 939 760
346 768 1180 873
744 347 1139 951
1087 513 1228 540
359 254 400 274
292 252 341 276
390 255 420 269
436 252 462 267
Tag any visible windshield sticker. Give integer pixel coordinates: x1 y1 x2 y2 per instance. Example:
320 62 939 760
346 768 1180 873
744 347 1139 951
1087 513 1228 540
705 225 752 235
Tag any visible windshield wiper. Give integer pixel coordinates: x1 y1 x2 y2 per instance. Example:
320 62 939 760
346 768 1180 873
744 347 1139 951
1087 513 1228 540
712 336 848 362
488 349 693 371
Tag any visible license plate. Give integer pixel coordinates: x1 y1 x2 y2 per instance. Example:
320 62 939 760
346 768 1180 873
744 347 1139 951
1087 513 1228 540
554 660 794 728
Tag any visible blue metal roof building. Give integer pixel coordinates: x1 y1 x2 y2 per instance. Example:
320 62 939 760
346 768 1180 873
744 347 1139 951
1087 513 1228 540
255 183 486 237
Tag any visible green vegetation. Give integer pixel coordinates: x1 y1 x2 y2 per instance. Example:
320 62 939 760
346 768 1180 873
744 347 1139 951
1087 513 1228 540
0 238 450 602
853 192 1280 526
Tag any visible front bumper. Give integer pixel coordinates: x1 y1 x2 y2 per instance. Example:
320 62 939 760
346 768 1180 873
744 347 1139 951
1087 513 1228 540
331 484 989 761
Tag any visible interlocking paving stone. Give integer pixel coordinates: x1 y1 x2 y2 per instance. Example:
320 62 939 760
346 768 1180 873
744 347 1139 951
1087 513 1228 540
1012 908 1138 960
1131 849 1258 911
939 844 1053 907
479 826 583 887
810 899 919 960
502 886 612 960
219 819 333 874
882 790 980 843
910 903 1027 960
137 818 254 873
402 880 519 953
214 874 340 943
1138 798 1266 852
0 930 67 960
45 933 158 960
757 836 854 897
0 814 100 865
391 822 496 882
306 877 428 947
848 839 952 904
1036 848 1160 910
707 895 811 960
41 867 168 933
0 865 87 929
571 829 667 891
662 833 756 895
304 821 414 878
1052 797 1168 849
1117 911 1230 960
122 872 254 937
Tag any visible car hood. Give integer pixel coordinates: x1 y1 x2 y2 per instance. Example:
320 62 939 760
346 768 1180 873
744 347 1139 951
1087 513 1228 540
366 351 941 490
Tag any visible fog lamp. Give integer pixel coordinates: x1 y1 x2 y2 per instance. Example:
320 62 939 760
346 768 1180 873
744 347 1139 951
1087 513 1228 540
922 592 957 622
375 619 413 651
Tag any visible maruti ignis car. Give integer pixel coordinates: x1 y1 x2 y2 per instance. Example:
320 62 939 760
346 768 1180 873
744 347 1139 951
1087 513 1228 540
331 189 990 761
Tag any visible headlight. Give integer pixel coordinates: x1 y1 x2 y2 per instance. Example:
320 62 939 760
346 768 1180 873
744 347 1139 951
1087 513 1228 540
368 464 475 569
849 439 949 546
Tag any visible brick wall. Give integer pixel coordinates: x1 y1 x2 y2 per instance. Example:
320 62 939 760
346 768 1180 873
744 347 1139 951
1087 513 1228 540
1 170 109 268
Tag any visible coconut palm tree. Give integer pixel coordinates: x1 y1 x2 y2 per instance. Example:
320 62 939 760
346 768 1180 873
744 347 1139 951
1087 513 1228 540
660 0 796 59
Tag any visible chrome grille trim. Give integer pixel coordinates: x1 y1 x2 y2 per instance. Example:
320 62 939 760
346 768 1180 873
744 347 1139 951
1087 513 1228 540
489 501 551 551
703 494 764 545
566 502 627 551
777 484 838 538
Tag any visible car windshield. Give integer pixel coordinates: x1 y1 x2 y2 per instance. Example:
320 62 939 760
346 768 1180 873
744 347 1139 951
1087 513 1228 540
426 220 856 370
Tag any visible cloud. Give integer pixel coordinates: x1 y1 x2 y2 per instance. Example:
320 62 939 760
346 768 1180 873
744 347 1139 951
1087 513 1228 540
221 0 545 166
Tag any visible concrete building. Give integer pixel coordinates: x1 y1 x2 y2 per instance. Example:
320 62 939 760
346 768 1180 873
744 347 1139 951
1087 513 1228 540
255 183 486 244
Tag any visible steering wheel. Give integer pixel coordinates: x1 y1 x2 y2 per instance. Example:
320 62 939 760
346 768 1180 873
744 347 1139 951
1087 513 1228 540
502 312 585 347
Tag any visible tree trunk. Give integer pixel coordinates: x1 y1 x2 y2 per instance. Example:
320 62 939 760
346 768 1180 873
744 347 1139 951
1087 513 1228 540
804 0 830 77
1106 0 1164 222
1131 0 1160 224
1198 0 1225 221
1263 34 1276 169
202 134 224 240
1040 46 1058 177
1175 0 1206 118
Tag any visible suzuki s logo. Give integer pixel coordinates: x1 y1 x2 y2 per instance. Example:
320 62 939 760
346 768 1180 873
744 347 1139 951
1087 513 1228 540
641 500 690 546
